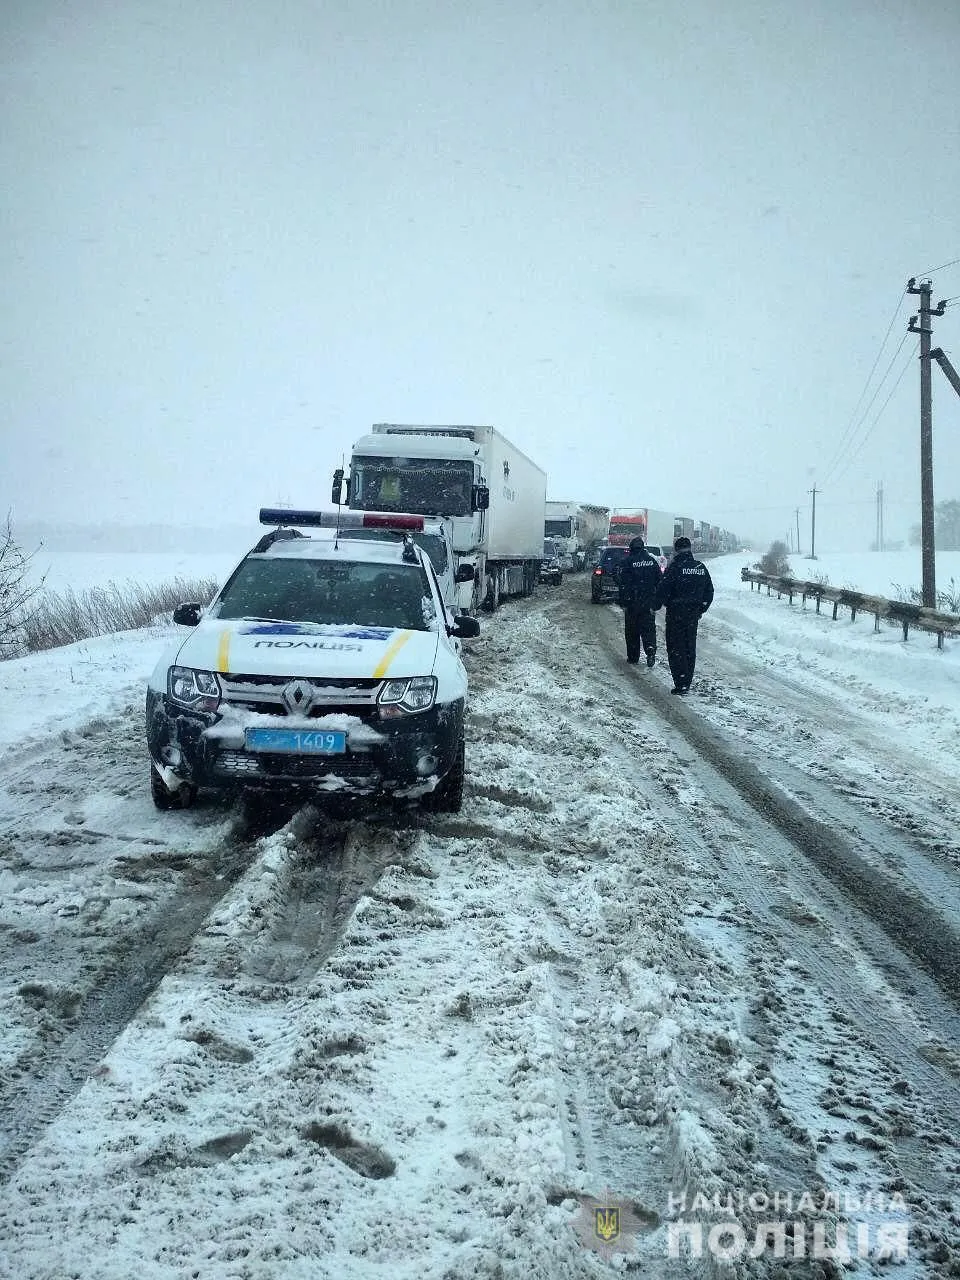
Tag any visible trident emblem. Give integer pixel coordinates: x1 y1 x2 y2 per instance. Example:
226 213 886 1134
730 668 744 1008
594 1206 621 1243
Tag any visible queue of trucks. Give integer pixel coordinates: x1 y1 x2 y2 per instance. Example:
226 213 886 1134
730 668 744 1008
331 423 739 615
607 509 739 555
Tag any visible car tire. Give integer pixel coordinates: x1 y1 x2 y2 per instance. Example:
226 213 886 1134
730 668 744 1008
591 592 602 603
150 762 195 810
552 573 562 586
427 737 464 813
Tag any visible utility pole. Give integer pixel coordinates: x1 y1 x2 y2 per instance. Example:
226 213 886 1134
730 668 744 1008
795 507 801 556
809 485 818 559
908 278 947 607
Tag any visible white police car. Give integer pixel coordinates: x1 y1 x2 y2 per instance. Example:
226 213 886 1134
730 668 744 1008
146 509 479 812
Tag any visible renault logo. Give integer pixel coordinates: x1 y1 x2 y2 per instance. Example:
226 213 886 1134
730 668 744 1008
282 679 315 714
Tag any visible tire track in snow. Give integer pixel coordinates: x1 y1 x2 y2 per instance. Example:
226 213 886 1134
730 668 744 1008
496 585 960 1269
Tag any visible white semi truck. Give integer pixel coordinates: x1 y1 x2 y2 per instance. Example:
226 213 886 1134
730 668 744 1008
336 424 547 613
543 502 610 570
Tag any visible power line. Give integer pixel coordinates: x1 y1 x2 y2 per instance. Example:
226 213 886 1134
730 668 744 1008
820 288 908 485
822 329 912 487
915 256 960 276
830 339 918 486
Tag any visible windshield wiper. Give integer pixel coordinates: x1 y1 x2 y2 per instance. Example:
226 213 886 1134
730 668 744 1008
234 615 300 624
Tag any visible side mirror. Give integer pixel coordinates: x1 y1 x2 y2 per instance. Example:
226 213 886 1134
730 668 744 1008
472 485 490 512
455 562 476 583
173 602 202 627
332 468 350 505
451 614 480 639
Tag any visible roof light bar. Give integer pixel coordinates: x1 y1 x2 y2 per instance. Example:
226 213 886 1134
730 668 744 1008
361 512 424 530
258 507 424 532
259 508 334 527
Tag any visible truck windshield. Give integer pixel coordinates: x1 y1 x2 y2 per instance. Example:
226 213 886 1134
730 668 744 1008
544 519 574 538
352 457 473 517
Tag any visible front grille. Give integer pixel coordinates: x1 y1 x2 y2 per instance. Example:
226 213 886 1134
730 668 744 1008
213 750 381 783
219 674 382 719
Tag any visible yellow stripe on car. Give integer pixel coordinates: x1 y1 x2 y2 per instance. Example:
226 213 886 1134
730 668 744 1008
217 630 231 673
373 630 412 677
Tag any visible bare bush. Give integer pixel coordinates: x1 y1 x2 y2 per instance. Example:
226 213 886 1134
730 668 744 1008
16 576 219 655
755 540 791 577
0 514 45 659
891 579 960 615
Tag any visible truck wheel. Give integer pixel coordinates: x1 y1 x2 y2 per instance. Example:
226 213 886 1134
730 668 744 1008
483 572 499 612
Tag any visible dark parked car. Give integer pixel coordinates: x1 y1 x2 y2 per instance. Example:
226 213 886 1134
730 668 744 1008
590 545 629 602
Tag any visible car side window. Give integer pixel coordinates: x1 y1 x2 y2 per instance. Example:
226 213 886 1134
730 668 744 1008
420 557 446 628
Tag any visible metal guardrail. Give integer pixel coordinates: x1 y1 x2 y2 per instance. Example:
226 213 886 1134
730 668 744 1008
740 569 960 649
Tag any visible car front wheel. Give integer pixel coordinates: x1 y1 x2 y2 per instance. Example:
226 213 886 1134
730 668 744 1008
150 763 196 810
426 737 464 813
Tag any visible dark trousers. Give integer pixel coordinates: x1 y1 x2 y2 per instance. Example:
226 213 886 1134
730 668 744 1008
624 604 657 662
664 605 701 689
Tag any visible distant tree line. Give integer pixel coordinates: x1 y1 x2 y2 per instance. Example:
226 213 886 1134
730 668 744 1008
909 500 960 550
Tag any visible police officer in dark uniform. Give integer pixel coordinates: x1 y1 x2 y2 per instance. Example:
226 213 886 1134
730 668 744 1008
654 536 714 694
617 535 662 666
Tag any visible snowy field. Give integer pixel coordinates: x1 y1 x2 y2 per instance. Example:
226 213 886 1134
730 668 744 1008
771 548 960 604
0 551 959 1278
27 549 249 595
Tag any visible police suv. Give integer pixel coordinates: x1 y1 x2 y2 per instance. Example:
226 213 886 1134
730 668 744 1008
146 509 479 813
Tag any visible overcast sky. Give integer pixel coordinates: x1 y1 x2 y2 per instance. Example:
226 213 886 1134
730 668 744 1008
2 0 960 550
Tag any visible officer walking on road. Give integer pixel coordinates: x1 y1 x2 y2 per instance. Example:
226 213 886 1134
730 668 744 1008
654 536 714 694
618 535 662 666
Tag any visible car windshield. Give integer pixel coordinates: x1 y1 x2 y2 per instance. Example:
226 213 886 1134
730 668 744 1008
213 557 433 631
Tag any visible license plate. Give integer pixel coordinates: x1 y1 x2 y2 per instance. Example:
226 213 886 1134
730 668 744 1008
244 728 347 755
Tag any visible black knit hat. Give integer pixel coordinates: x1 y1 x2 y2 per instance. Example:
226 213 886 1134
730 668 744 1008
674 536 692 552
629 535 645 550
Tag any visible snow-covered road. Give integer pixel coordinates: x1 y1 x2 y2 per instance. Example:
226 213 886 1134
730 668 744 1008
1 556 958 1278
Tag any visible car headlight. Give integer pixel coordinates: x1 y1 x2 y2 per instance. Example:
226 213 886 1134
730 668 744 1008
168 666 221 712
378 675 437 715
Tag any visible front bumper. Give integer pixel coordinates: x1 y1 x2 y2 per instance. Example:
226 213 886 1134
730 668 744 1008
146 689 464 798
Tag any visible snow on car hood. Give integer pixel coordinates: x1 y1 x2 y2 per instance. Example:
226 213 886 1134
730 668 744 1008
174 619 441 679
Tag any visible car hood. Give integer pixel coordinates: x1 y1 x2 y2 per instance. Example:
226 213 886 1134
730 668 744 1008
174 619 441 679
